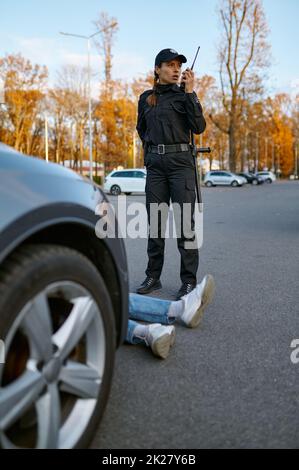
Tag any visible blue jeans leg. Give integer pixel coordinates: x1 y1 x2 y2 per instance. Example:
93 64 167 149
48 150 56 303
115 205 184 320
126 319 147 345
129 293 175 325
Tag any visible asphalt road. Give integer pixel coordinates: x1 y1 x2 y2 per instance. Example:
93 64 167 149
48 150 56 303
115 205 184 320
91 181 299 449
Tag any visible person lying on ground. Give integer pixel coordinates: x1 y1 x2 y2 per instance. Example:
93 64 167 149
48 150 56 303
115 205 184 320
126 274 215 359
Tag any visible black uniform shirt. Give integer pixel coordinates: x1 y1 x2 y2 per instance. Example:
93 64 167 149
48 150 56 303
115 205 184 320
136 83 206 147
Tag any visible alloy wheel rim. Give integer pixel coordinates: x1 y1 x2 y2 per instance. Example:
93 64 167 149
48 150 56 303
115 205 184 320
0 281 106 449
112 186 120 195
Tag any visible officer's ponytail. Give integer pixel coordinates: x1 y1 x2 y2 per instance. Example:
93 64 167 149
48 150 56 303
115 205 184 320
146 71 159 107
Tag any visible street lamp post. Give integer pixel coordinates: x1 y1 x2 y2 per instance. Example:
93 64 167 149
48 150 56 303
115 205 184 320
295 143 298 179
244 130 261 172
265 137 268 170
271 142 275 172
45 115 49 162
255 133 259 173
243 131 248 172
60 23 117 181
273 143 280 178
133 130 137 168
277 144 281 179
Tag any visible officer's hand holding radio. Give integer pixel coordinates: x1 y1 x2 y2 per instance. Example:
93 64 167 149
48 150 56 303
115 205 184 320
181 68 195 93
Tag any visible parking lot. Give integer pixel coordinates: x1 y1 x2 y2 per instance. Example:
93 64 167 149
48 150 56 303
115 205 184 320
91 181 299 449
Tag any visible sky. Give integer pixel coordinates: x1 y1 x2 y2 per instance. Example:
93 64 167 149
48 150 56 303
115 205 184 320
0 0 298 97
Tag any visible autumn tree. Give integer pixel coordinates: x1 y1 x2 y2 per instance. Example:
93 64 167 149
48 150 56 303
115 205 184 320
92 12 121 169
47 87 73 164
52 64 90 171
93 12 118 98
193 75 228 170
0 53 48 153
291 94 299 176
210 0 271 171
94 80 136 171
265 94 294 176
131 72 154 103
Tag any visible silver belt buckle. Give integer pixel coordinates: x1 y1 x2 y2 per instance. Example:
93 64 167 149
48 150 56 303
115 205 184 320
157 144 165 155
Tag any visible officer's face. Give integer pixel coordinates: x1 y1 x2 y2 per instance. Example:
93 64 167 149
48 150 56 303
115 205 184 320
155 60 182 85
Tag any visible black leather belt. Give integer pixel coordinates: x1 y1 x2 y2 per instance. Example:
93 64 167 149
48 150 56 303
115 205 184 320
147 143 191 155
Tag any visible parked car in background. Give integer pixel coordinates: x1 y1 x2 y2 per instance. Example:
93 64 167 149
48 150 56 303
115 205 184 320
0 143 129 449
256 171 276 183
204 171 246 187
104 169 146 195
237 172 264 185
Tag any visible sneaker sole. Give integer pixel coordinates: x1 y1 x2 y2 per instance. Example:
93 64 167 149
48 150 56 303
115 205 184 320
165 326 176 347
188 275 215 328
136 282 162 295
152 333 173 359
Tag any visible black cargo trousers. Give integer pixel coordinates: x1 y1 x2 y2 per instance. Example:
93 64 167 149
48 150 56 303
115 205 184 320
144 148 199 284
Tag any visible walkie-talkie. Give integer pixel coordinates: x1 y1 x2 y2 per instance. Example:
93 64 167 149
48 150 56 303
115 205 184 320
180 46 200 91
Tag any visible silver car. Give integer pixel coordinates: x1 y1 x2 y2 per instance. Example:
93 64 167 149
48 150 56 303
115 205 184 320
0 143 129 449
256 171 276 183
204 171 246 187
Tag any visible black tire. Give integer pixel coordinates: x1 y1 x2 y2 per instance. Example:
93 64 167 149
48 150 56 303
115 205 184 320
205 181 213 187
124 192 132 196
252 179 258 185
0 244 116 449
110 185 121 196
266 178 272 183
231 180 239 187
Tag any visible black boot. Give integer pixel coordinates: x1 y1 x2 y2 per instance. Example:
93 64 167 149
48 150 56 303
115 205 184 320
136 276 162 295
176 282 196 300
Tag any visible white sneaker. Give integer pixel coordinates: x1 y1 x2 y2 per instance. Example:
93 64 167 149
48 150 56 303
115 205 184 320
146 324 176 359
181 274 215 328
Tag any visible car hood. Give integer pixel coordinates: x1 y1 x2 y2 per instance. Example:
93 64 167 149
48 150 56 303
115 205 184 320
0 143 83 181
0 143 105 231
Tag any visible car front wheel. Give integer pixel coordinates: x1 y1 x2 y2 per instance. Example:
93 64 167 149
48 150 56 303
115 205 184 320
0 244 116 449
231 180 239 187
266 178 272 183
205 181 213 187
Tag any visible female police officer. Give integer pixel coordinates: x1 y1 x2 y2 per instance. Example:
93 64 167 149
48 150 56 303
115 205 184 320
136 48 213 300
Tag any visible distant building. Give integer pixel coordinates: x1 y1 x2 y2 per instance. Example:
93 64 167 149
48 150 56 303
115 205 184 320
63 160 105 177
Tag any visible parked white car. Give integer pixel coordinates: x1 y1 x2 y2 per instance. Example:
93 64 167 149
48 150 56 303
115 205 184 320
256 171 276 183
104 169 147 195
204 171 246 187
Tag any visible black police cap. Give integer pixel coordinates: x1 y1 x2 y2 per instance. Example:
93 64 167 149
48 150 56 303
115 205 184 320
155 48 187 67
